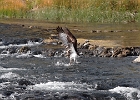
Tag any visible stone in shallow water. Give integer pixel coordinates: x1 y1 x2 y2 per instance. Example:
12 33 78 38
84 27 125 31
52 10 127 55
3 90 14 97
18 79 34 86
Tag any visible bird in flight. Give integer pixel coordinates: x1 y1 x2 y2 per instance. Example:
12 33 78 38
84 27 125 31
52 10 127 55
56 26 79 64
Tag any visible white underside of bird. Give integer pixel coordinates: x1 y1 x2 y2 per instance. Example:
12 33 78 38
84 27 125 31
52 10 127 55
133 56 140 63
69 43 78 64
56 26 80 64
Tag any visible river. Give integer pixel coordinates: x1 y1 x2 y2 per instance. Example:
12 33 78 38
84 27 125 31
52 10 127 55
0 19 140 100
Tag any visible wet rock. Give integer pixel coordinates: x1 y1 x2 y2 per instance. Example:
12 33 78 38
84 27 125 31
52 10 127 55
99 48 112 57
0 79 9 83
32 51 42 55
80 40 90 49
120 48 131 57
1 47 18 55
111 47 132 57
132 47 140 56
95 81 112 90
3 90 14 97
6 47 18 54
88 44 98 51
30 38 43 43
78 40 140 57
18 79 34 86
111 47 122 57
54 49 65 57
93 46 105 57
47 49 56 57
18 46 31 53
44 35 59 45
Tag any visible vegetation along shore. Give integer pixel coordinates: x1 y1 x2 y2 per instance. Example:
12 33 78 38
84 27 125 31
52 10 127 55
0 0 140 23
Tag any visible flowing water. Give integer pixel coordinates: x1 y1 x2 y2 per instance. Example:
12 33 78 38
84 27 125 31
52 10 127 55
0 20 140 100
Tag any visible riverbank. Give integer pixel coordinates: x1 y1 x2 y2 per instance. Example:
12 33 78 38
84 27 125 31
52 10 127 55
0 0 140 23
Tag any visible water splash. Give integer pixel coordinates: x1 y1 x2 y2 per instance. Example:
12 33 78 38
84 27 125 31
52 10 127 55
33 54 46 58
55 61 70 66
27 81 94 92
0 40 42 49
109 86 140 100
0 72 20 79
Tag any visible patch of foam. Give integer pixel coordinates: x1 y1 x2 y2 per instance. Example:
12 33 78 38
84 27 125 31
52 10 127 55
16 53 33 58
27 81 93 91
109 86 140 100
16 50 33 58
0 72 20 79
55 61 70 66
33 54 46 58
0 41 42 49
0 66 26 72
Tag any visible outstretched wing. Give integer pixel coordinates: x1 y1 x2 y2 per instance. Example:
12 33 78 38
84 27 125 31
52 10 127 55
56 26 78 54
56 26 69 47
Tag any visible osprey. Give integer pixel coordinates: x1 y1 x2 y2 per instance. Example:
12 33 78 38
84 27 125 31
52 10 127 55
56 26 79 64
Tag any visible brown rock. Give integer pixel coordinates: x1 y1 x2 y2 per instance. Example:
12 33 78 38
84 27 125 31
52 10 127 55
19 46 31 53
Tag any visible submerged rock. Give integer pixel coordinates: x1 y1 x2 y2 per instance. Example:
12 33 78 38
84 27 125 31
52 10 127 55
18 79 34 86
3 90 14 97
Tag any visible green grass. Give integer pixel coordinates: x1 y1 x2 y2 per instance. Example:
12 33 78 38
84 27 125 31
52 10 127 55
31 7 138 23
0 0 140 23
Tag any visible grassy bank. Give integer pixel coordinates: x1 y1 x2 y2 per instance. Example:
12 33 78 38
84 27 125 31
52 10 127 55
0 0 140 23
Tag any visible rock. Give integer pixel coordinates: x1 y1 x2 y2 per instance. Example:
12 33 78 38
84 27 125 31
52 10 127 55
32 51 42 55
30 38 43 43
112 47 122 57
0 79 8 83
121 48 131 57
132 47 140 56
3 91 14 96
7 47 17 54
44 37 59 45
99 48 112 57
80 40 90 49
112 47 132 57
94 46 105 56
88 45 98 51
91 30 102 33
18 46 31 53
18 79 34 86
47 49 56 57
